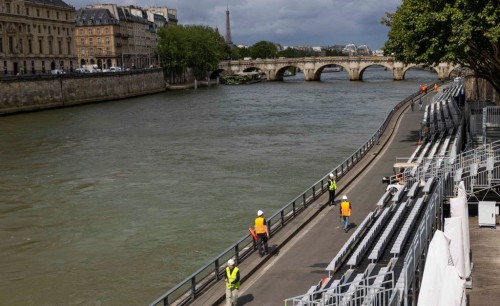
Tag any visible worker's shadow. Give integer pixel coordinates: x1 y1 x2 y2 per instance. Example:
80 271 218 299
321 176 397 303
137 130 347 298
347 222 358 232
238 294 254 305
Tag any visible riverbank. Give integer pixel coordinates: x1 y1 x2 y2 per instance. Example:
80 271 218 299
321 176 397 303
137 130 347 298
167 79 219 90
0 69 165 115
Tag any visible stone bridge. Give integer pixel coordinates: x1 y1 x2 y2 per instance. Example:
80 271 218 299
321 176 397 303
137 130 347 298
216 56 458 81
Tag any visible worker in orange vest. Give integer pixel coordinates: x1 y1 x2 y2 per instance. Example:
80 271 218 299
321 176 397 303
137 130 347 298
254 210 269 256
340 195 352 233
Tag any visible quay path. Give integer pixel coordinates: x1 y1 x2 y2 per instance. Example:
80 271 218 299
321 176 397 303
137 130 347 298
189 92 498 306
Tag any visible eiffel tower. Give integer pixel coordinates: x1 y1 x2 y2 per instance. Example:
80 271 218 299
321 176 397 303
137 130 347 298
225 5 234 46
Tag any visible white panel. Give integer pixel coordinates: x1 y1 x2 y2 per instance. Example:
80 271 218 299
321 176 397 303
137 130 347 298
417 230 451 306
444 217 465 278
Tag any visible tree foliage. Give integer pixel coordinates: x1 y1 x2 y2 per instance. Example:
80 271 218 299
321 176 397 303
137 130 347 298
157 25 230 79
382 0 500 93
250 41 278 59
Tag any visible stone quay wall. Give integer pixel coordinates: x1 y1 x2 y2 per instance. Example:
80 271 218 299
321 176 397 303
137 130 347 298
0 69 166 115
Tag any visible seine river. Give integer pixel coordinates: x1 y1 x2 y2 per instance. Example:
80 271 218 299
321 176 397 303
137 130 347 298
0 68 437 305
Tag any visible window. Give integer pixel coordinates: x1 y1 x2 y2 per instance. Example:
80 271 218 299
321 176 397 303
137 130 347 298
88 28 93 35
80 38 85 46
105 27 109 34
106 47 110 55
26 7 29 15
6 3 11 13
81 48 85 56
8 37 13 53
42 61 45 73
31 61 35 74
67 41 71 54
97 48 102 55
96 28 101 35
65 13 68 20
38 39 43 54
89 38 93 46
89 48 94 56
48 41 53 54
47 10 50 18
105 37 110 45
28 40 32 53
37 9 40 17
57 27 60 35
56 12 59 19
0 38 3 53
97 38 101 45
79 29 83 35
18 39 23 53
17 5 20 14
58 41 62 54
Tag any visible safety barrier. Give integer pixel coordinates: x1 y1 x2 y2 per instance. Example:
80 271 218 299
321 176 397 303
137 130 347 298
149 87 426 306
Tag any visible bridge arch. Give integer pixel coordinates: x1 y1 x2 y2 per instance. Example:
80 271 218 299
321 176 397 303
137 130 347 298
358 63 394 81
312 64 349 81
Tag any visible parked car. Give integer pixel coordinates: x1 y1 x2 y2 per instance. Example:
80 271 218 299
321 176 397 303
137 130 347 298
51 69 66 75
109 66 122 72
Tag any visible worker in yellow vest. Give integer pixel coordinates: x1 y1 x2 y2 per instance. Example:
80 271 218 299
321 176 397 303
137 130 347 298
327 173 337 206
254 210 269 257
340 195 352 232
225 259 240 306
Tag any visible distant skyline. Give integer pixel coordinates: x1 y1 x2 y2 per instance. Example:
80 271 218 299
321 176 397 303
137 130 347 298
65 0 402 50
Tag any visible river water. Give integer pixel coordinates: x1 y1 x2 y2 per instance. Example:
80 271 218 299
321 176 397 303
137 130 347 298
0 68 437 305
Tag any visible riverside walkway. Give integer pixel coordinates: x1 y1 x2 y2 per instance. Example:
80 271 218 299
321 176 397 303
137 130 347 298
176 89 500 306
189 93 430 306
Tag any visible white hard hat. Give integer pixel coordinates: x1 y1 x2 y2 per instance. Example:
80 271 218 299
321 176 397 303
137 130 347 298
228 259 235 266
329 173 334 178
257 210 264 216
342 195 348 200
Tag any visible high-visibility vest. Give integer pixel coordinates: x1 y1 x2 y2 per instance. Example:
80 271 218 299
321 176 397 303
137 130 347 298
329 179 337 191
226 267 240 289
341 201 351 217
254 216 267 234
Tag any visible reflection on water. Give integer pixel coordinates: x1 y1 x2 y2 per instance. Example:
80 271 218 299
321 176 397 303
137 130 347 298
0 69 437 305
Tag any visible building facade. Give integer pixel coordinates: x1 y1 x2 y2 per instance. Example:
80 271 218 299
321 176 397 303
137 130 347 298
0 0 77 75
75 4 170 70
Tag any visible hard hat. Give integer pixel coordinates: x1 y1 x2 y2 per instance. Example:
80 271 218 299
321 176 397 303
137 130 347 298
228 259 235 266
329 173 334 178
342 195 348 200
257 210 264 216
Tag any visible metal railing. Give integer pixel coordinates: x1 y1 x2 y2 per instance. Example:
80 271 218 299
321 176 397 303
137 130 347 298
149 90 423 306
284 271 395 306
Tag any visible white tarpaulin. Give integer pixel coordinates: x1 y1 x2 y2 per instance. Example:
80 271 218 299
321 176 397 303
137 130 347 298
417 230 451 306
450 181 471 278
445 217 465 278
438 266 466 306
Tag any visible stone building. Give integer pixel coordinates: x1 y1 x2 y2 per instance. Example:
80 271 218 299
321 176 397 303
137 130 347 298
0 0 77 75
75 4 171 70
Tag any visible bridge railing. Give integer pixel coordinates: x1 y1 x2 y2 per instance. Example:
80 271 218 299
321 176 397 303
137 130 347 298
149 90 422 306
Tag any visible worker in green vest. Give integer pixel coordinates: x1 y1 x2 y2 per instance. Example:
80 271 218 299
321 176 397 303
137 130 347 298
225 259 240 306
327 173 337 206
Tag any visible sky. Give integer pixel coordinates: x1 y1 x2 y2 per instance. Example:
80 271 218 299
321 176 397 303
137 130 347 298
65 0 402 50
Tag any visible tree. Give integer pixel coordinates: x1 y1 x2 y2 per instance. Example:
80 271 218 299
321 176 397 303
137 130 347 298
382 0 500 93
157 25 230 80
250 41 278 59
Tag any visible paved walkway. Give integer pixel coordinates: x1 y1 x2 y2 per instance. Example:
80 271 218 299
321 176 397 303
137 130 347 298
190 92 499 306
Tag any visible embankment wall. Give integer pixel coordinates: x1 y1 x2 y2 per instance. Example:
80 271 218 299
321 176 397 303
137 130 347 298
0 69 165 115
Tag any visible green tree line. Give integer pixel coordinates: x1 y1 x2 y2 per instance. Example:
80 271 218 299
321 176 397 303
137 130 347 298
157 26 343 80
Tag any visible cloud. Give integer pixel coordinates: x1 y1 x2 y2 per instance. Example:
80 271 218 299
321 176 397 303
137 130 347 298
65 0 401 49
